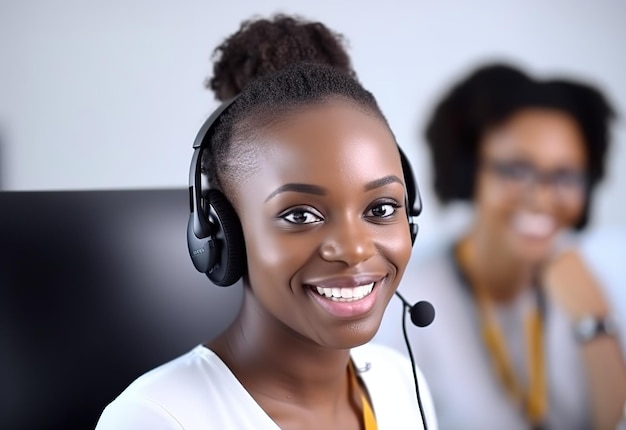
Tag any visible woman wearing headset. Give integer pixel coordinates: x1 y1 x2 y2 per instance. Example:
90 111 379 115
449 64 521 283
95 25 437 430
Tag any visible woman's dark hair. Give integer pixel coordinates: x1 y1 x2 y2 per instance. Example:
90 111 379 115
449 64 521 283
202 62 387 196
425 63 615 230
207 14 355 101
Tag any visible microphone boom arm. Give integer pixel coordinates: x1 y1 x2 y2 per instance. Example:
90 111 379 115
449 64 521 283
395 291 432 430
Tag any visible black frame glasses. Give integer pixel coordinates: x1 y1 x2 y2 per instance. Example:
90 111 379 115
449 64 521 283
482 159 588 202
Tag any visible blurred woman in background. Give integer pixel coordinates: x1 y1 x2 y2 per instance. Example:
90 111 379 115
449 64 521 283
376 63 626 430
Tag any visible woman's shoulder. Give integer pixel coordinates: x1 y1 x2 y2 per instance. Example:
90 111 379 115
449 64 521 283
112 346 220 399
95 346 267 429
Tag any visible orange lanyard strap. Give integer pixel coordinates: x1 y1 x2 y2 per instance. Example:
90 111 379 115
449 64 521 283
453 245 548 426
479 296 547 424
349 362 378 430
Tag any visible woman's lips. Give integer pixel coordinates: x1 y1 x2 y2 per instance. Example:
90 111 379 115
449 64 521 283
304 275 385 319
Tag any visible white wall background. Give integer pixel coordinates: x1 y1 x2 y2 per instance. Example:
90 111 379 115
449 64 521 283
1 0 625 255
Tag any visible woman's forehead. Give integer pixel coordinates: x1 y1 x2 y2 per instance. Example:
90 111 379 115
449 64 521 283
231 101 404 196
481 108 586 165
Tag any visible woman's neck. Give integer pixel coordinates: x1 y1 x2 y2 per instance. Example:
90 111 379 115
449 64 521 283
208 288 352 409
458 228 536 304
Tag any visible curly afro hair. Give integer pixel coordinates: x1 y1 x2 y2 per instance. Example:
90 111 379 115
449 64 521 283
425 63 615 230
207 14 355 101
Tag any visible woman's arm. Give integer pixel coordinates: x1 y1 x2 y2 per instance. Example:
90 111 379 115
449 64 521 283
544 250 626 430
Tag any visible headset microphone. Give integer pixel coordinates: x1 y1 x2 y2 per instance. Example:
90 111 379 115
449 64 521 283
394 291 435 430
395 293 435 328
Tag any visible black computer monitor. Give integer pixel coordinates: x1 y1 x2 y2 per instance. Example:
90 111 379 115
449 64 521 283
0 189 243 429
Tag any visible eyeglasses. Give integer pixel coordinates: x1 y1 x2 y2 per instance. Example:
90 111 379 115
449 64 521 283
482 159 587 204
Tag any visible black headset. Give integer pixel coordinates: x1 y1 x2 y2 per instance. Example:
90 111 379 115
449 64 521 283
187 97 422 287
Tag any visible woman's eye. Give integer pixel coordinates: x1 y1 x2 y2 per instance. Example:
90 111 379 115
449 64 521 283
553 170 587 189
281 209 323 225
367 203 398 218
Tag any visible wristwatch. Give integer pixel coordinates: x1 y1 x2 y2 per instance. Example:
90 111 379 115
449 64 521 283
573 314 619 343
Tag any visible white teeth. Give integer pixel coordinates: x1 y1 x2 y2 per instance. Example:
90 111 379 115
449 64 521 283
512 212 556 238
313 282 376 301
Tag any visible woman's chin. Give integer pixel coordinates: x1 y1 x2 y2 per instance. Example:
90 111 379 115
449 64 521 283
320 320 381 350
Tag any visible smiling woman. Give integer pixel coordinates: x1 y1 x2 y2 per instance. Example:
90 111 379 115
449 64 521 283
94 63 437 430
375 62 626 430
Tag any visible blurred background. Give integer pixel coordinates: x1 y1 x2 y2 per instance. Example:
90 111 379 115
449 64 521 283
1 0 625 258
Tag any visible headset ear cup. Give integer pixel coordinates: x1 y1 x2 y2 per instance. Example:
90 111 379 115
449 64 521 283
206 190 246 286
398 145 421 246
409 220 419 245
405 201 419 246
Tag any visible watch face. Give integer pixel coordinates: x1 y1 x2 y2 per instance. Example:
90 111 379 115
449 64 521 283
577 316 598 341
574 315 601 343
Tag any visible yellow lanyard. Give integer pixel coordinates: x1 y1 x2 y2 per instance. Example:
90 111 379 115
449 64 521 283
349 362 378 430
479 294 547 424
456 246 547 426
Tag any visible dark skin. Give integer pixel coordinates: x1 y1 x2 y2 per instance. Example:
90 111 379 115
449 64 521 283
208 99 413 429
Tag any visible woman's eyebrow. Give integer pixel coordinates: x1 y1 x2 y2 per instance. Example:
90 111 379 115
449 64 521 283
364 175 404 191
265 183 327 202
264 175 403 202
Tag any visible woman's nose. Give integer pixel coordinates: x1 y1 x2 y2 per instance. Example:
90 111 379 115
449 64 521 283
319 217 376 266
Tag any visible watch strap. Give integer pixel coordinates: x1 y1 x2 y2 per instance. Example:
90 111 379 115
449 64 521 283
573 314 619 343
